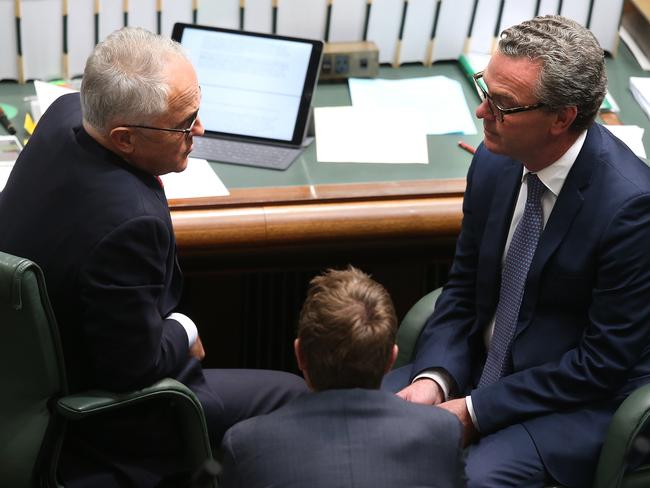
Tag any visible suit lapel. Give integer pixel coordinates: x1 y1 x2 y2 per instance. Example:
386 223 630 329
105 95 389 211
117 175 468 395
477 161 522 310
515 126 600 339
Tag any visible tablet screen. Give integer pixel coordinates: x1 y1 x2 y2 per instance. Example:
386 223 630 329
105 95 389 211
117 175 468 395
172 23 323 145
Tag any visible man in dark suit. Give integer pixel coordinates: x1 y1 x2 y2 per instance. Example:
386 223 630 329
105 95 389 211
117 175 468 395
384 15 650 488
220 267 466 488
0 27 306 486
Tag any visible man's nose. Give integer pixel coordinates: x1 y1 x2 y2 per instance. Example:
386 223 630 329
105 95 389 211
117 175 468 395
193 116 205 136
475 99 494 120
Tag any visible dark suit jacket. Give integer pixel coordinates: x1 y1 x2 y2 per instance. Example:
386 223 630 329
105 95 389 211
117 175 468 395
221 388 466 488
412 124 650 487
0 93 221 484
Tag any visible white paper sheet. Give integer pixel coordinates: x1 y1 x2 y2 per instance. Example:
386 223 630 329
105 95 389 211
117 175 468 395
0 135 22 192
314 106 429 164
630 77 650 121
160 158 229 199
605 125 647 160
348 76 477 135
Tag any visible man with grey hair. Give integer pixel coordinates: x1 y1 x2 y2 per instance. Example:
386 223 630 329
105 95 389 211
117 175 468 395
384 15 650 487
0 27 306 486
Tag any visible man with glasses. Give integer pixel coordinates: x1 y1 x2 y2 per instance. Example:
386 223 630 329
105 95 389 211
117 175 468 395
384 15 650 488
0 27 306 487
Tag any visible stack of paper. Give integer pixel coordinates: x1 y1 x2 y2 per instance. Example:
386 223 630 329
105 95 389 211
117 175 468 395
630 77 650 120
314 75 477 164
605 125 646 160
0 136 23 192
160 158 229 199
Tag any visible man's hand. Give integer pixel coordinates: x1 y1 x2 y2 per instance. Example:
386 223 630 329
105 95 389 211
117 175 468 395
439 398 478 447
396 378 444 405
189 336 205 361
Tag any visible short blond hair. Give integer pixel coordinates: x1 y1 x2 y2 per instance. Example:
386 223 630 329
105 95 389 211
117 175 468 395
298 266 397 391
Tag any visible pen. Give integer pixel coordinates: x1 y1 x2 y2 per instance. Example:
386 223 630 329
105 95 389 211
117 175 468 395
0 105 17 135
458 140 476 155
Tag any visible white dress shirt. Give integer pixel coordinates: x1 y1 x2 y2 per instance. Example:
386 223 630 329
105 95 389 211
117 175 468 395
168 312 198 347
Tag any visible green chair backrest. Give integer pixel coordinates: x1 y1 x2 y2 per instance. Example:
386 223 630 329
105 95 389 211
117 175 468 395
394 288 442 369
0 251 67 486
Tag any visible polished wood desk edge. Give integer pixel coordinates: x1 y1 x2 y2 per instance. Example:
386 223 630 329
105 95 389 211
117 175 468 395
167 177 467 210
172 194 464 254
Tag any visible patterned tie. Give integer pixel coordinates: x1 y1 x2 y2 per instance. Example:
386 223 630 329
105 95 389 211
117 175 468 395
478 173 546 387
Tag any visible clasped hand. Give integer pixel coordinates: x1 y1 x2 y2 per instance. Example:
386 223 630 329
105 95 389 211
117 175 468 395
397 378 477 446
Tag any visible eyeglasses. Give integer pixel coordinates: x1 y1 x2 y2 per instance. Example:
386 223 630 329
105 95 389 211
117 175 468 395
472 71 545 122
123 112 199 139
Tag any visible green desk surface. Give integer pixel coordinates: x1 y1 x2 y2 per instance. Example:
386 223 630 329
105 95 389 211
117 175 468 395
1 41 648 195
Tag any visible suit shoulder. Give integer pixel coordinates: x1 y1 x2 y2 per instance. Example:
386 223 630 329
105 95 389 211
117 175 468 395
386 395 463 437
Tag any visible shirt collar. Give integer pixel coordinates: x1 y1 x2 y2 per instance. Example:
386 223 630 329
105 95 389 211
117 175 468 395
522 130 587 197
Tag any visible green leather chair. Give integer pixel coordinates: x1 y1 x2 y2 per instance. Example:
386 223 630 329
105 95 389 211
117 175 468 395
0 250 216 487
394 288 650 488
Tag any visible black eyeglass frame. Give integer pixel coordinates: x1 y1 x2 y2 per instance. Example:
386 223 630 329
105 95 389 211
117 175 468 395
472 71 545 122
122 113 199 139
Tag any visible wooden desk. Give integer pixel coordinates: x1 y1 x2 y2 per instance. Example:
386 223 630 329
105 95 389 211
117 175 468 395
165 42 648 265
170 60 481 263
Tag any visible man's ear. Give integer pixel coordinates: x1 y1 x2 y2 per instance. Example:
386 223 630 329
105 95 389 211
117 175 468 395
294 338 314 391
385 344 399 374
550 105 578 136
109 126 136 154
294 338 306 372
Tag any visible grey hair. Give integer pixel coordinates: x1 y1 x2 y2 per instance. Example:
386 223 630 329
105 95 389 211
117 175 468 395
81 27 188 133
498 15 607 132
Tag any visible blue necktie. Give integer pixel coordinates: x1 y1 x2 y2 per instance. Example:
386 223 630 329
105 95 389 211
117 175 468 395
478 173 546 387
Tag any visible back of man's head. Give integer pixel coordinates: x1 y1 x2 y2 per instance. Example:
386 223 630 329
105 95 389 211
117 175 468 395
81 26 188 134
296 266 397 391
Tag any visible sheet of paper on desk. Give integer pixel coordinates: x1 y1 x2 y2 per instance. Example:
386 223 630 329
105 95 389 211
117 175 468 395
160 158 229 199
605 125 647 160
33 81 78 122
630 77 650 121
0 135 23 192
314 106 429 164
348 76 477 136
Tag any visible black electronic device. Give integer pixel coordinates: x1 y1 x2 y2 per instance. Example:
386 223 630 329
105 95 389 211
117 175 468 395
172 23 323 170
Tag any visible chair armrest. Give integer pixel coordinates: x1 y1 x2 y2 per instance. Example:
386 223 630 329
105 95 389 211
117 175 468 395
57 378 201 418
394 287 442 369
57 378 214 473
594 383 650 488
